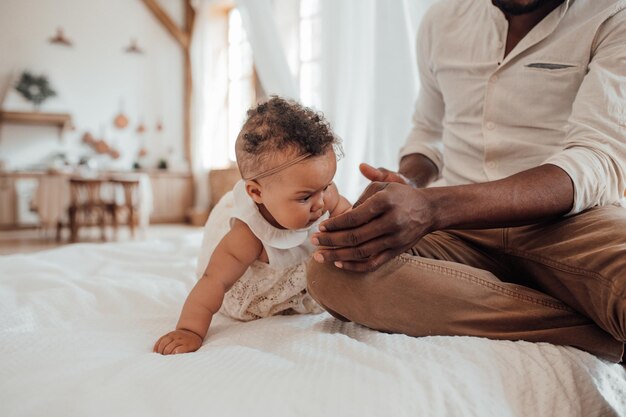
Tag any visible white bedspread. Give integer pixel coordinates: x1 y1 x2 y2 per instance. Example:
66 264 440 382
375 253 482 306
0 234 624 417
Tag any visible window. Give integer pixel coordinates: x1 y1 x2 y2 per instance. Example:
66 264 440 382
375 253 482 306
227 8 255 162
299 0 322 109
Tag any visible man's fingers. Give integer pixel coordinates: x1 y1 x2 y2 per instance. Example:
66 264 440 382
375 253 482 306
314 233 401 262
316 201 389 247
352 182 388 209
359 163 386 182
359 162 409 185
319 193 386 234
335 250 395 272
314 223 384 249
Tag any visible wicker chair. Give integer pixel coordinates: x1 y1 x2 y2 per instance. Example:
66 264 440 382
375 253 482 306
109 177 141 239
67 178 112 242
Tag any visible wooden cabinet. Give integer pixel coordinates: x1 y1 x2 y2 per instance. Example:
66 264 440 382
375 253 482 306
148 171 193 223
0 173 41 229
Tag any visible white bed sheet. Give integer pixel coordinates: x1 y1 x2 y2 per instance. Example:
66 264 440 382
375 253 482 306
0 233 624 417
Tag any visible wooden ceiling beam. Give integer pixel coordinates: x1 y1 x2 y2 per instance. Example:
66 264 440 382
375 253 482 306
184 0 196 36
141 0 196 206
141 0 190 49
182 0 195 176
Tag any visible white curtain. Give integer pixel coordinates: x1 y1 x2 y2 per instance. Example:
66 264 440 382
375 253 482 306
190 0 230 209
235 0 299 100
191 0 298 209
238 0 435 201
317 0 431 201
190 0 434 207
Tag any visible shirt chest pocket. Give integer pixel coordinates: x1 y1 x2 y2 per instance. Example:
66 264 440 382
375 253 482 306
504 62 586 129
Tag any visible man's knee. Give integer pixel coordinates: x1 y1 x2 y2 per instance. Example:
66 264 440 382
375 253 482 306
306 259 332 305
306 260 356 322
583 207 626 341
606 291 626 343
306 255 433 331
306 257 401 325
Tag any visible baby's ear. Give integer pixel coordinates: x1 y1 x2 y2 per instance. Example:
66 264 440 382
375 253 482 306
245 180 263 204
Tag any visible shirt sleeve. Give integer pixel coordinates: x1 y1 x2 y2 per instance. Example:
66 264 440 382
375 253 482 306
399 6 445 177
544 10 626 214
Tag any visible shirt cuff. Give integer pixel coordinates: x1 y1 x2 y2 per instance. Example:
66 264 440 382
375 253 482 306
544 147 622 215
398 142 444 178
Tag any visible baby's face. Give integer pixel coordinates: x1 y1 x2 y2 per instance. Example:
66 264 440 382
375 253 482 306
252 150 337 230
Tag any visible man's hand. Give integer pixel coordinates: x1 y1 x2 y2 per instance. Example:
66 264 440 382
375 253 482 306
312 182 434 272
359 163 412 186
311 164 576 273
153 329 203 355
360 152 440 189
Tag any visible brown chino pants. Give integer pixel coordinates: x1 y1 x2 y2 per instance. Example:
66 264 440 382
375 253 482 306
307 206 626 362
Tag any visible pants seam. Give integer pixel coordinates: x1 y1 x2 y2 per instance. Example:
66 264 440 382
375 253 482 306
502 227 508 251
397 254 575 312
504 248 625 299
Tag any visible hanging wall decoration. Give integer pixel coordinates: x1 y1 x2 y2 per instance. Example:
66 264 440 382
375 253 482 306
113 100 129 129
114 112 129 129
48 27 73 47
136 120 146 134
125 39 144 54
82 131 121 159
15 71 57 111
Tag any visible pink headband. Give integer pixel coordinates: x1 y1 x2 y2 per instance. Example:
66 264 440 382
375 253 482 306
243 153 312 181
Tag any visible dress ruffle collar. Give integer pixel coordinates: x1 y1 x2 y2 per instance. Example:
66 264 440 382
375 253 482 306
232 180 329 250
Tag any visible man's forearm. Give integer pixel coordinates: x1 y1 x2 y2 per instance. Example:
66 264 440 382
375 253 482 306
427 164 575 231
399 153 439 188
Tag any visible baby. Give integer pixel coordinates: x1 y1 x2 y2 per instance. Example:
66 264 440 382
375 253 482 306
154 97 351 355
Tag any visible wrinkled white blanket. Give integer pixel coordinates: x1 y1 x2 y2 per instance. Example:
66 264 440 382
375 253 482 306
0 234 624 417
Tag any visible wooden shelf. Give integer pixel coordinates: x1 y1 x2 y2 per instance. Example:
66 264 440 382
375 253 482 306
0 110 72 130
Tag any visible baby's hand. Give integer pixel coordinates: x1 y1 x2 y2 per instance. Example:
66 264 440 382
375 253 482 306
153 329 203 355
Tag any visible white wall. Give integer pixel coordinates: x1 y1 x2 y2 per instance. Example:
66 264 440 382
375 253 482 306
0 0 185 171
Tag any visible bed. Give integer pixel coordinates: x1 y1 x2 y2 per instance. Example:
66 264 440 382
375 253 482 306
1 232 624 417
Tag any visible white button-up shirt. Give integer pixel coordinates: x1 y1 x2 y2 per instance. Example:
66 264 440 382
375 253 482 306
400 0 626 214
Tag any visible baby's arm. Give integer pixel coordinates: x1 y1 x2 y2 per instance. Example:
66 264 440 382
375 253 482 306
327 182 352 217
154 219 263 355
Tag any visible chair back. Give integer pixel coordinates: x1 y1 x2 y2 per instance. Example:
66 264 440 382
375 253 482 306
69 178 105 207
109 177 141 208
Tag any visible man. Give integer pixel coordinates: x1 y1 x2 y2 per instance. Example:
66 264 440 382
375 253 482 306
307 0 626 362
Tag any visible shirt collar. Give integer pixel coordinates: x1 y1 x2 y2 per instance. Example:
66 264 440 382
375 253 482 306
486 0 573 67
485 0 572 17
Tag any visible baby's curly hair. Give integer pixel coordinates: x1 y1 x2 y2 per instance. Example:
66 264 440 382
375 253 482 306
235 96 341 179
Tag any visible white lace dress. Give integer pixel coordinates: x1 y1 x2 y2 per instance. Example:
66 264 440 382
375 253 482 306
195 180 325 321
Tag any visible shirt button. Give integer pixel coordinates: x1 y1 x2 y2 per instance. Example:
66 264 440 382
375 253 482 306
487 161 497 169
489 75 498 83
486 122 495 130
